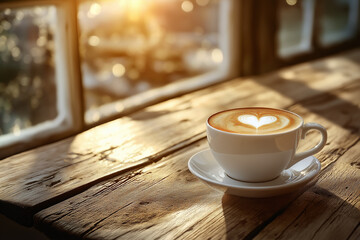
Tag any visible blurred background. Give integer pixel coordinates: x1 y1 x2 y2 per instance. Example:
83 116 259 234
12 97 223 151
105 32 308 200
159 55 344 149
78 0 224 123
0 0 223 133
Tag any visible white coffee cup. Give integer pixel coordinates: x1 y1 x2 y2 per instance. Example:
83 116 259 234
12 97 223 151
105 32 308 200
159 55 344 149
207 108 327 182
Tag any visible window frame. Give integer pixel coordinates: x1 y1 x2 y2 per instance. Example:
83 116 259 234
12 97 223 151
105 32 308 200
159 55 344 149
0 0 240 158
243 0 360 75
277 0 316 59
83 0 241 126
0 0 83 159
318 0 360 47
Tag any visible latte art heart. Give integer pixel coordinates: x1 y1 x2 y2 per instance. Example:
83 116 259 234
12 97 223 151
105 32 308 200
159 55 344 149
208 108 301 135
238 115 277 128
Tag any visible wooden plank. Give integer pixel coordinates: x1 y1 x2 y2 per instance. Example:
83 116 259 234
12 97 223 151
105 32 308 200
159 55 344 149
34 138 307 240
33 136 359 239
34 139 218 239
0 74 265 226
34 76 360 239
1 50 360 226
253 141 360 240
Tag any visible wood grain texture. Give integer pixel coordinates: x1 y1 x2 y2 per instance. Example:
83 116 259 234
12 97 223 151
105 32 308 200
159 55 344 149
34 139 307 240
34 65 360 239
254 141 360 240
1 49 360 227
34 133 359 239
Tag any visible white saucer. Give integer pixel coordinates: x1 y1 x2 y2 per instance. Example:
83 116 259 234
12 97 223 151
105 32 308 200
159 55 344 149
188 149 321 198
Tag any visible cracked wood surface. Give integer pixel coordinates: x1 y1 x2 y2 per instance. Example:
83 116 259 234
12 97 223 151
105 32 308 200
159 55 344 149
31 50 360 239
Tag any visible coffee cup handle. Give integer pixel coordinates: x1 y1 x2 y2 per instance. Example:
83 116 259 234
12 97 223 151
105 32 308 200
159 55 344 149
290 123 327 165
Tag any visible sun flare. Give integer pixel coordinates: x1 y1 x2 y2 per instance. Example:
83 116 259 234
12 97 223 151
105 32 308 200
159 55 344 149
117 0 148 21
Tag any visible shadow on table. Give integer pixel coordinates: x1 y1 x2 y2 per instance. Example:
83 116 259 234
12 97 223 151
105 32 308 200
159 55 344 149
221 184 360 239
0 213 49 240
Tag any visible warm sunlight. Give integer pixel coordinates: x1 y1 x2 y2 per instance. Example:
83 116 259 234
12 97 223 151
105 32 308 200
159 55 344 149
117 0 147 21
76 0 224 124
87 2 102 18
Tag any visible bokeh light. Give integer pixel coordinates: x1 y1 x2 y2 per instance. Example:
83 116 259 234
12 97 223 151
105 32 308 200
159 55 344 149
181 1 194 13
88 3 102 18
112 63 126 77
0 6 58 135
211 48 223 63
286 0 297 6
88 35 100 46
2 1 223 126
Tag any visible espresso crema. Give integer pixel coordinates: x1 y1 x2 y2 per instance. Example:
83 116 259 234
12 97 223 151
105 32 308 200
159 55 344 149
208 108 302 135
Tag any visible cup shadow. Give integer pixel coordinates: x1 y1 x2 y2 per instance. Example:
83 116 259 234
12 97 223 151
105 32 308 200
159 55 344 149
220 190 301 239
221 183 360 239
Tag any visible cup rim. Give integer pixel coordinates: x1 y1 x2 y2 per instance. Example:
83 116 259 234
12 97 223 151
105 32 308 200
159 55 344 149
207 107 304 136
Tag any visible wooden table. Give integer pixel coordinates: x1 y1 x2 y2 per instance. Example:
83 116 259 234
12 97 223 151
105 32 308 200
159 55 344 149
1 49 360 239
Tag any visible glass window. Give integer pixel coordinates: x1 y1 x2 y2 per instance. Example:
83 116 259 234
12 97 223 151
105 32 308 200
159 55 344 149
78 0 232 124
0 4 80 157
277 0 315 58
0 0 236 157
319 0 359 46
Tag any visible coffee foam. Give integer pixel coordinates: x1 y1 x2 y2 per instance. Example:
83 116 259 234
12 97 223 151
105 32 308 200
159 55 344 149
208 108 302 135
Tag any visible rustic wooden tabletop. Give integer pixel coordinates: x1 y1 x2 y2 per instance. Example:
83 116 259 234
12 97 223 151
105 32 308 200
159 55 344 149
1 49 359 239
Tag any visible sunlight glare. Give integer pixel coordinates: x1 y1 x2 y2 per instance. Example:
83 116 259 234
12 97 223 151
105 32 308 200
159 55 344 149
37 36 47 47
117 0 147 21
182 1 194 13
112 63 126 77
286 0 297 6
88 35 100 46
11 47 21 59
12 120 21 136
280 70 296 80
4 8 11 15
88 3 102 18
211 48 223 63
92 111 100 122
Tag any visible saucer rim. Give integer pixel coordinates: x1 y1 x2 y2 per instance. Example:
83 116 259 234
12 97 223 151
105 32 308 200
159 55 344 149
188 149 321 191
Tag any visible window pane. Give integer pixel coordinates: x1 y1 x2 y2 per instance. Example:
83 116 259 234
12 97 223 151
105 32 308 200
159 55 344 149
0 6 58 136
277 0 315 58
78 0 224 124
319 0 359 46
0 4 79 157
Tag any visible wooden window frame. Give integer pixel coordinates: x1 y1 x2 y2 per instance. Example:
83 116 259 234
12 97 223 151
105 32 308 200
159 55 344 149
318 0 359 47
240 0 360 75
0 0 83 159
